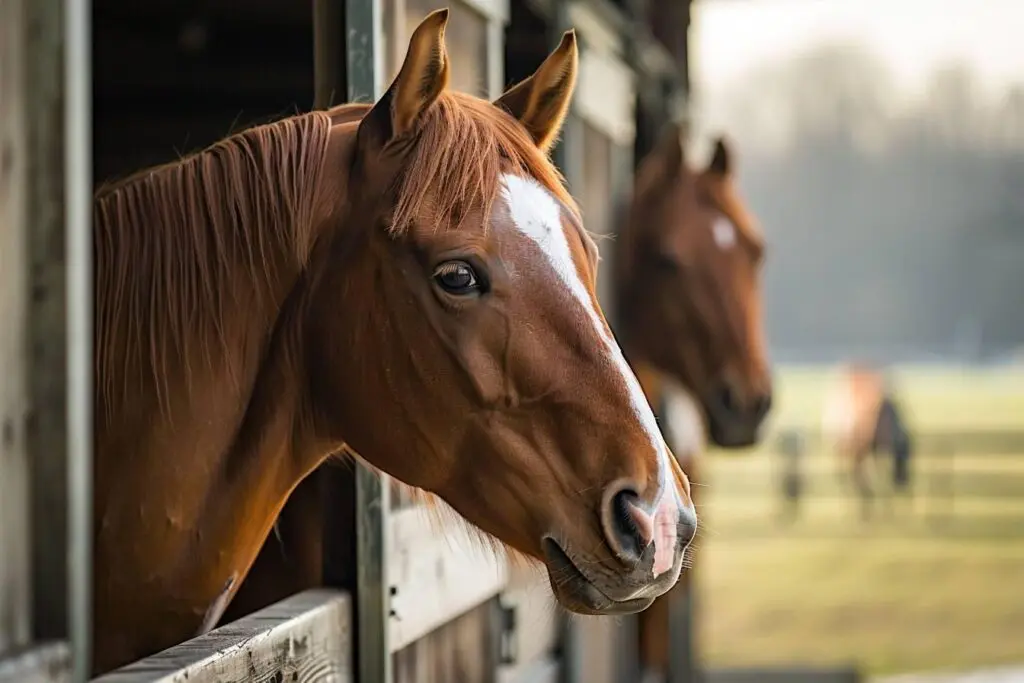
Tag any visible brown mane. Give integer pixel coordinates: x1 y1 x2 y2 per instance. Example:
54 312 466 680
94 112 334 419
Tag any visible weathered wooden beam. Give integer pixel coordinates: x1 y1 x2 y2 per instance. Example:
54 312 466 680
705 668 862 683
65 0 94 678
0 0 34 657
387 506 508 652
0 642 71 683
90 589 352 683
20 0 71 654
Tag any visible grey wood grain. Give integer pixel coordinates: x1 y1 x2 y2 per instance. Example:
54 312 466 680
91 589 351 683
0 642 71 683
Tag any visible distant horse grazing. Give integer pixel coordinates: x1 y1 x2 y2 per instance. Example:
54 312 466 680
615 123 772 682
821 363 914 519
92 12 696 674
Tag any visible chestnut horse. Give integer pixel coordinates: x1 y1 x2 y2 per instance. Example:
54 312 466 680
615 123 773 683
92 12 696 674
822 363 914 519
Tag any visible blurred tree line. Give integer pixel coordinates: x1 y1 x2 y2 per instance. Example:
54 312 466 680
698 44 1024 363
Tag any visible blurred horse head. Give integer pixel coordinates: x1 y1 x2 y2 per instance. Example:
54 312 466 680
617 123 772 448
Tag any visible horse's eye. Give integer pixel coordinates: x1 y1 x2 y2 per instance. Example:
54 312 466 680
433 260 480 295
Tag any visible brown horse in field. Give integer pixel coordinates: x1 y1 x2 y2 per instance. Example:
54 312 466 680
91 12 696 673
822 363 914 519
615 123 773 682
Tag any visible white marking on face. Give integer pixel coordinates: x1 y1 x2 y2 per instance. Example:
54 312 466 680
662 380 706 462
712 215 737 251
500 174 687 574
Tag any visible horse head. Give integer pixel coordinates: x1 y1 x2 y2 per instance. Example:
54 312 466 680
303 11 696 614
617 123 772 448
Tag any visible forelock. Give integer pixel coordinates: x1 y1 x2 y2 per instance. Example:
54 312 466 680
389 91 579 236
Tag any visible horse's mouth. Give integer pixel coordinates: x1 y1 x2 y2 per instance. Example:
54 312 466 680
705 411 764 449
541 538 655 616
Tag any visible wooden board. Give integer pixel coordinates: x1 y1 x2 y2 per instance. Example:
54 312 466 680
706 668 862 683
393 600 497 683
498 657 560 683
388 505 508 652
496 566 561 681
91 589 352 683
0 0 32 655
0 643 70 683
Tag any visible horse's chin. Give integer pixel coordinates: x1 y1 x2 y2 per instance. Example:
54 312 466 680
707 424 761 449
705 411 765 449
539 538 668 616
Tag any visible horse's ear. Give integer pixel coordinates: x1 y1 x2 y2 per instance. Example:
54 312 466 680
657 121 686 175
359 9 450 147
707 136 732 176
494 30 578 152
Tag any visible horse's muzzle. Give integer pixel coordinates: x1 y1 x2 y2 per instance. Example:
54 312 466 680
705 381 772 448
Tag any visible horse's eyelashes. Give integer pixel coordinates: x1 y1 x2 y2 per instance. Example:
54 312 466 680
433 260 483 296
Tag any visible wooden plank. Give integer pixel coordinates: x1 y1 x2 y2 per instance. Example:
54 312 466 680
387 506 508 652
22 0 72 649
705 668 862 683
497 657 560 683
0 0 32 656
65 0 95 676
496 568 560 675
0 642 71 683
392 600 497 683
573 615 630 683
90 589 352 683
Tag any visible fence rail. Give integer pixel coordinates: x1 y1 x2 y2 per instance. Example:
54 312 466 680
91 591 352 683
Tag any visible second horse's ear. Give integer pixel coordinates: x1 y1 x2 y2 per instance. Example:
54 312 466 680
707 136 732 176
357 9 450 152
494 30 578 152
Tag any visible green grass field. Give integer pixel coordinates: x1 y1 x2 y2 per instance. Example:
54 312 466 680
697 365 1024 678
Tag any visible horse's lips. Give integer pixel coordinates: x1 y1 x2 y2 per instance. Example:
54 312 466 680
541 538 655 615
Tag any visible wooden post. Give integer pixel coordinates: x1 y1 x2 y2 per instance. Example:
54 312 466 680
313 1 390 681
347 0 391 669
64 0 94 678
1 0 35 657
22 0 71 649
1 0 88 679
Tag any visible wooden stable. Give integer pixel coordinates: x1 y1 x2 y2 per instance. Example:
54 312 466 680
0 0 692 681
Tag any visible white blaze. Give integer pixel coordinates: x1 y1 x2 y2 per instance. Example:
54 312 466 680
712 215 737 250
500 173 685 576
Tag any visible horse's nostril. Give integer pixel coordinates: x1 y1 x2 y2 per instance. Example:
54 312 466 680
606 489 653 563
753 392 773 419
719 384 739 414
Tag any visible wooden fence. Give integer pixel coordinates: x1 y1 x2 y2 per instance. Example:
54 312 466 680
0 0 692 681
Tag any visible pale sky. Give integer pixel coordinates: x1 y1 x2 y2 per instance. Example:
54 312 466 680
692 0 1024 101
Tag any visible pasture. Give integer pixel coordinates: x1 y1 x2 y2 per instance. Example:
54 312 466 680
698 365 1024 677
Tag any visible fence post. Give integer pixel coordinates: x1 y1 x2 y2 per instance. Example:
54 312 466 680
2 0 87 679
64 0 93 679
347 1 391 681
312 1 389 681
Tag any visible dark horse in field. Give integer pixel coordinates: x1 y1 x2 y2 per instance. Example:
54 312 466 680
822 363 915 519
92 12 697 674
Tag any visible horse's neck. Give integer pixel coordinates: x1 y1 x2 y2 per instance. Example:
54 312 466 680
91 119 346 669
91 287 318 670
